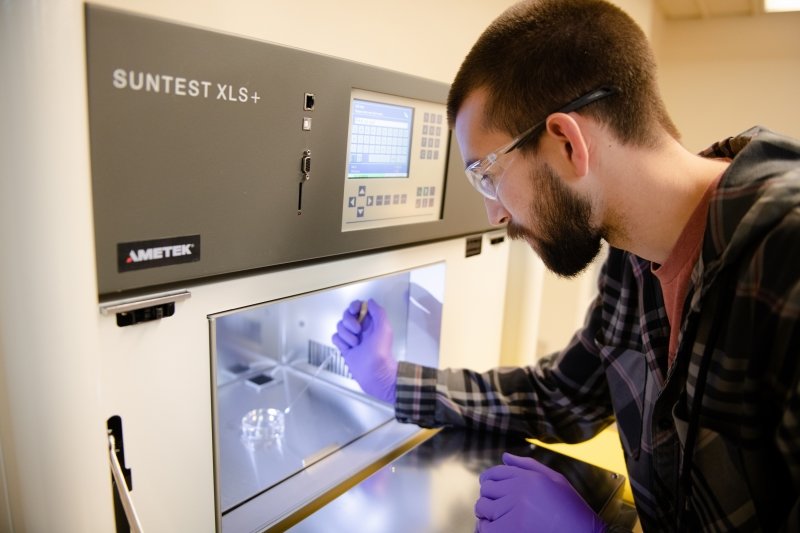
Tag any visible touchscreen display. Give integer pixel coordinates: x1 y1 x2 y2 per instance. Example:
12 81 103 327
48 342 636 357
347 99 413 178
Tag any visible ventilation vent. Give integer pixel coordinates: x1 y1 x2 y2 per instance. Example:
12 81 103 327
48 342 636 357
465 236 483 257
308 340 352 378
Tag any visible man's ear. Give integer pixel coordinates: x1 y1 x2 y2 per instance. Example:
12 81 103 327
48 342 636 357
544 113 589 179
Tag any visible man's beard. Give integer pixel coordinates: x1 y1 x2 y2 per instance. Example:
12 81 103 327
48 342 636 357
507 162 602 278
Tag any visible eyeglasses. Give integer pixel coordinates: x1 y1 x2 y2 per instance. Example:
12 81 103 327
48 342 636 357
464 85 619 200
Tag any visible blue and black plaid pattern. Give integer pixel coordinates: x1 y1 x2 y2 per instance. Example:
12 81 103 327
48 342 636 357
396 127 800 531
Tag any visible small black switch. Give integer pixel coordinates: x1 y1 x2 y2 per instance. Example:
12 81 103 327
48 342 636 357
116 302 175 327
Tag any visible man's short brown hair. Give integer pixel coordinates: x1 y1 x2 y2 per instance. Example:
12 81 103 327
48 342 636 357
447 0 679 150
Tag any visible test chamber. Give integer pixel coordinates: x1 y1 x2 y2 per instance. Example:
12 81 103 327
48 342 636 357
76 4 511 533
211 265 444 530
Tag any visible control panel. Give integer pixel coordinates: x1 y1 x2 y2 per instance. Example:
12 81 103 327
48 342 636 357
341 89 447 231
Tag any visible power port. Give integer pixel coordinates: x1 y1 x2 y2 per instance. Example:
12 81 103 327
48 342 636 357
304 92 315 111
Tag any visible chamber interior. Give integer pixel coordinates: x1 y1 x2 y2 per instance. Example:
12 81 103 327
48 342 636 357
210 263 445 514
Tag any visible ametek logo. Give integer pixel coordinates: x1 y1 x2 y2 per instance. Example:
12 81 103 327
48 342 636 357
126 244 195 264
118 235 201 272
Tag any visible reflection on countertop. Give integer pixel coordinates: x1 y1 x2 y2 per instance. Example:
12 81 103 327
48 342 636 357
289 428 639 532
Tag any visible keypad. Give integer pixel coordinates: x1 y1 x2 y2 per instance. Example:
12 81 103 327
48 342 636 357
421 113 444 161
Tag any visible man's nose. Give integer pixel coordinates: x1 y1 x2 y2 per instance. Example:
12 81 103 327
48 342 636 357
483 197 510 226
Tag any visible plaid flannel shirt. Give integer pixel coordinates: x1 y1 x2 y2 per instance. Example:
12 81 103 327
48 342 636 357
394 127 800 531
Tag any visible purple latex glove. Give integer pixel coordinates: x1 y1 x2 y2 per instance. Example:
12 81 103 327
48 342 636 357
331 299 398 404
475 453 607 533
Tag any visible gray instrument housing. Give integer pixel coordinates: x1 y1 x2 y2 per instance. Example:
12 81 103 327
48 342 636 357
85 6 492 297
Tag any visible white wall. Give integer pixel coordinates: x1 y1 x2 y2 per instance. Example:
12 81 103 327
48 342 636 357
1 2 109 531
657 11 800 151
91 0 515 84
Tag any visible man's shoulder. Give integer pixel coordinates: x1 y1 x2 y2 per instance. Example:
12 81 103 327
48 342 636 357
702 126 800 161
742 207 800 300
720 127 800 188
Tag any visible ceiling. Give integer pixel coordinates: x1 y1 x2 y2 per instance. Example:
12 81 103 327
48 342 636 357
655 0 765 19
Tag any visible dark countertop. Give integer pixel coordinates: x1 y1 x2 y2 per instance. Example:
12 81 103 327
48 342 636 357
289 428 637 532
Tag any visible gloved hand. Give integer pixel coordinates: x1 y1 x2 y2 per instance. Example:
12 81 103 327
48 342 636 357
475 453 607 533
331 299 398 404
